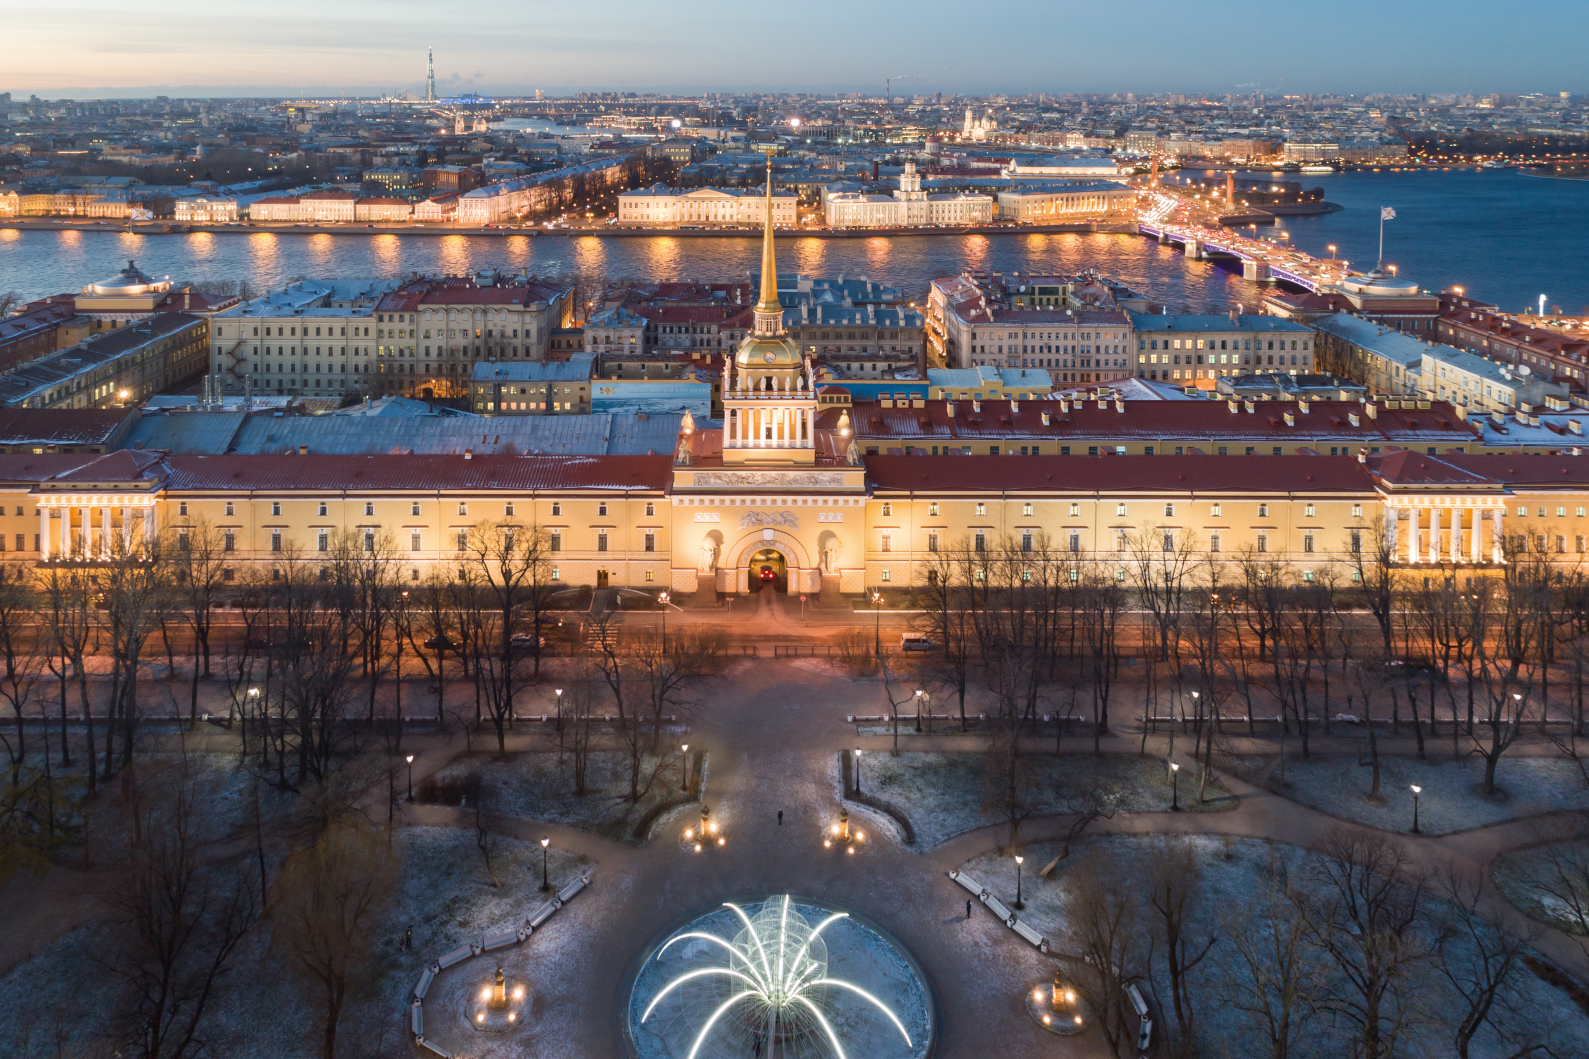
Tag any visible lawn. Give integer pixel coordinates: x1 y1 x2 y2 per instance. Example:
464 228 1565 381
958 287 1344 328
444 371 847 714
855 750 1234 849
1269 753 1589 836
959 834 1589 1059
425 749 699 844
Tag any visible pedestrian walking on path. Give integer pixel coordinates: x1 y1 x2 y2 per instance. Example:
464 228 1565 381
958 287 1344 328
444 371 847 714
966 899 972 921
778 809 783 826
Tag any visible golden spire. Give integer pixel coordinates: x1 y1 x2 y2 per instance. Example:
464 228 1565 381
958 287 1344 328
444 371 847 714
753 148 781 319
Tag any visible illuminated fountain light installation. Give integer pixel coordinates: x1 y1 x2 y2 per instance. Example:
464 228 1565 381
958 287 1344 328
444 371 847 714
629 896 931 1059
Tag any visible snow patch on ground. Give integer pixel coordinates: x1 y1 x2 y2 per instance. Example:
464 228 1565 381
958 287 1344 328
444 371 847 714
427 750 698 844
860 751 1235 849
1270 754 1589 835
1494 838 1589 934
961 834 1589 1059
0 826 594 1059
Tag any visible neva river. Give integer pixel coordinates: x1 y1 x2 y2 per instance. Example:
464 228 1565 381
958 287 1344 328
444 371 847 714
2 169 1584 313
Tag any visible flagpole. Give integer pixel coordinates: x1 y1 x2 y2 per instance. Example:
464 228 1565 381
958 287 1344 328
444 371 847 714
1378 209 1384 269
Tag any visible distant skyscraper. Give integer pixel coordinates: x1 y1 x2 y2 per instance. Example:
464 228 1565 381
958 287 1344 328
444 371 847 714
425 48 437 102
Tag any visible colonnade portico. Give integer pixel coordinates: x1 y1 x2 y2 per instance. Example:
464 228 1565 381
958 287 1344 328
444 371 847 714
35 495 156 561
1385 496 1504 565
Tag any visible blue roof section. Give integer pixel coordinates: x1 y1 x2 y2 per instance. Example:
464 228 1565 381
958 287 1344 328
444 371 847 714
1129 313 1313 334
591 380 712 420
820 381 929 400
470 355 595 383
223 411 681 457
1311 313 1432 368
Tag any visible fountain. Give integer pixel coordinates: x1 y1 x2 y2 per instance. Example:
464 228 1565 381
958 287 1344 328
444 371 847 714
628 896 932 1059
463 965 527 1033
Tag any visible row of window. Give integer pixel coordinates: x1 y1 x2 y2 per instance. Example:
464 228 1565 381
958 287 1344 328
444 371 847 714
179 527 660 555
176 500 649 518
904 528 1337 555
879 501 1357 519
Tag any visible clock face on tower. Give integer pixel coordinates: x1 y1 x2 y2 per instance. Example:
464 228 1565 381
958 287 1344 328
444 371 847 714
763 351 775 364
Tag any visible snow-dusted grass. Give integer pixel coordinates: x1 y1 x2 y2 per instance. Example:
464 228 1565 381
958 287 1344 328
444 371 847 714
1494 838 1589 935
858 751 1235 849
426 750 698 844
960 834 1589 1059
1270 753 1589 835
0 825 594 1059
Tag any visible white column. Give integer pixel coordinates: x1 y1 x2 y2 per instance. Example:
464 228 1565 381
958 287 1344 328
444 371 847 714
1428 507 1440 563
1471 507 1482 563
65 507 76 557
1492 507 1504 563
101 505 111 559
38 506 49 561
1384 506 1397 559
1406 508 1419 563
143 505 155 547
1451 507 1462 563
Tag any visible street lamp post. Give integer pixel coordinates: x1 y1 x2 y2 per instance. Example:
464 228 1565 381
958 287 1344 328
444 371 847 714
1014 854 1025 910
540 836 550 891
555 688 564 733
405 754 414 802
680 743 690 791
658 591 669 655
914 688 924 733
854 748 863 794
1410 784 1422 834
1170 761 1180 811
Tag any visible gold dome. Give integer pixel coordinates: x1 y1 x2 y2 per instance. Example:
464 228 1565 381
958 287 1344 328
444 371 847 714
735 332 802 368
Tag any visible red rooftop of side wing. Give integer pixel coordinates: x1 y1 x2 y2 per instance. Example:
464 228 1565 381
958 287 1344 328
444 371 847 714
1371 452 1589 488
825 399 1481 445
161 454 675 493
865 455 1380 494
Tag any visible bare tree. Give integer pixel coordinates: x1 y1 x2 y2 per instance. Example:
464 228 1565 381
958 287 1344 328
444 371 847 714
271 818 400 1059
1434 870 1547 1059
100 528 174 775
1146 842 1218 1056
0 563 42 786
1221 855 1325 1059
457 517 556 750
1068 853 1147 1055
1300 832 1431 1059
105 760 258 1059
174 519 229 728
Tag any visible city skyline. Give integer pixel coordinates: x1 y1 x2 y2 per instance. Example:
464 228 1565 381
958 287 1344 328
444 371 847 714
6 0 1586 99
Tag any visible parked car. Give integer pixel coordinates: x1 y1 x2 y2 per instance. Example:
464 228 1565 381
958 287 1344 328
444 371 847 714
423 635 457 651
900 635 938 652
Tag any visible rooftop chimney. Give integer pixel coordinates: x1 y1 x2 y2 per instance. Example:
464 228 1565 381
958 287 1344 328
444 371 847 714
464 448 473 460
297 445 308 455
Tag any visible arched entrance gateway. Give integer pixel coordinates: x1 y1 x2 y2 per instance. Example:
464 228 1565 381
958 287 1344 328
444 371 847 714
720 528 814 595
749 548 786 592
668 149 870 601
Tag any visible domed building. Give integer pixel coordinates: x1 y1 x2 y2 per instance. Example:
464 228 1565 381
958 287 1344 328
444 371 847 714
669 152 870 601
76 259 173 317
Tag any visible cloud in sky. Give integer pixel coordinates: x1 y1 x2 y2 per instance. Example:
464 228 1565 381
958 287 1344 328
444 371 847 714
7 0 1584 97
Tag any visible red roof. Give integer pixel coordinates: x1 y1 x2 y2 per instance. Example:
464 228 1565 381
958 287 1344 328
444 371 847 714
164 454 672 493
824 398 1480 445
867 454 1378 494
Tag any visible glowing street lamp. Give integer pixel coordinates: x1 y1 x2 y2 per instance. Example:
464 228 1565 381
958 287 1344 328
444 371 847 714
854 748 863 794
1014 854 1026 910
1170 761 1181 811
405 754 414 802
871 591 884 657
1409 785 1422 834
680 743 690 790
540 836 550 891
